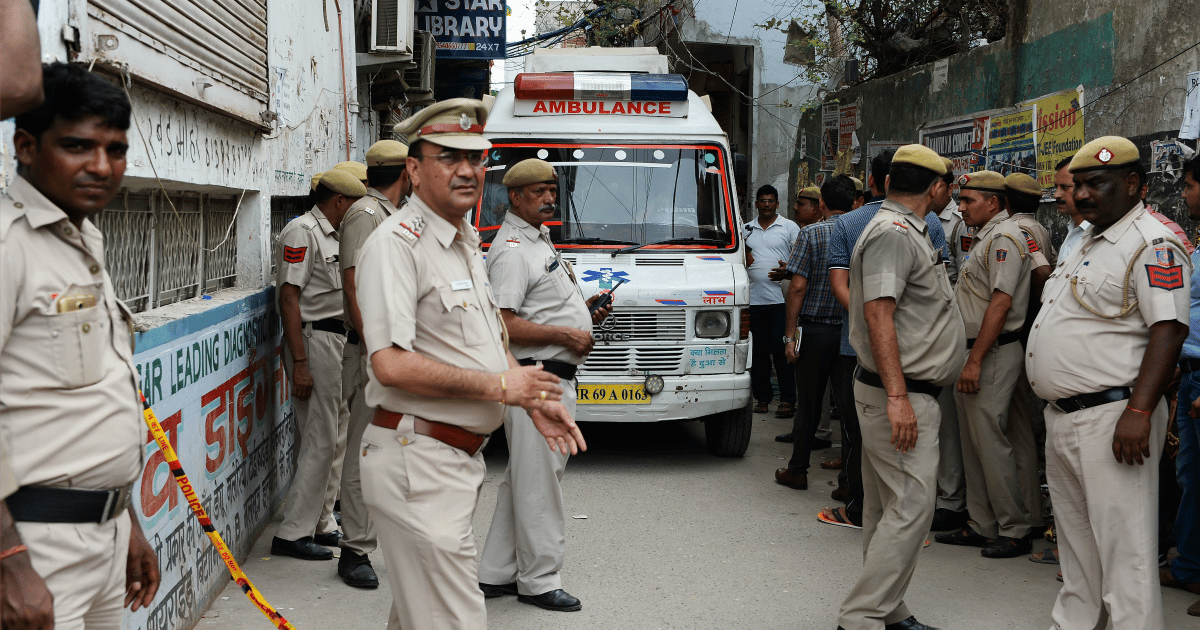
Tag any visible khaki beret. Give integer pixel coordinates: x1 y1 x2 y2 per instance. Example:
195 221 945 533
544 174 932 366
310 172 324 192
318 169 367 198
365 140 408 167
1005 172 1042 197
941 157 955 176
850 177 864 192
502 158 556 188
798 186 821 201
333 161 368 182
956 170 1007 194
397 98 491 151
1069 135 1140 172
892 144 948 175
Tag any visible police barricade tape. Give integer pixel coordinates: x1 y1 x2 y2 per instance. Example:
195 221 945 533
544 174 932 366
139 392 297 630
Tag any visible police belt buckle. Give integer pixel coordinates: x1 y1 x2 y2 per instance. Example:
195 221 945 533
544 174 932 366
101 484 134 522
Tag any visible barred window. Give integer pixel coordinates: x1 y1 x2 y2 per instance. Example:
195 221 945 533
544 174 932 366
94 189 240 313
270 196 309 276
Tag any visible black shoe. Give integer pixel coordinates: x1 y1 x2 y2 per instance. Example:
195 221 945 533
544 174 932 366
885 616 941 630
313 530 344 547
934 525 992 548
271 536 334 560
981 535 1033 559
480 582 519 598
775 432 794 443
812 437 833 450
929 508 969 532
518 589 582 612
338 550 379 588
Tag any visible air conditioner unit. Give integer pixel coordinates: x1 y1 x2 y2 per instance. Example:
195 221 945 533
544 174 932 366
370 0 409 53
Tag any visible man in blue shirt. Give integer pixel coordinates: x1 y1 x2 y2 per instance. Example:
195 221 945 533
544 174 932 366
818 149 949 529
1163 155 1200 616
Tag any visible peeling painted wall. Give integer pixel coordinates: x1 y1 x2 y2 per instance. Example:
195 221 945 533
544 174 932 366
791 0 1199 242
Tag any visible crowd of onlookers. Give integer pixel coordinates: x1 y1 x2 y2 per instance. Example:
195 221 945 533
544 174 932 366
744 143 1200 628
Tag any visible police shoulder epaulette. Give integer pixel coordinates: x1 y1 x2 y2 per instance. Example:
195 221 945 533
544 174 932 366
393 208 426 244
1132 215 1186 253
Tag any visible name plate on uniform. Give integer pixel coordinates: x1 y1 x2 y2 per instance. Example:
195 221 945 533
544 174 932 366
577 383 650 404
451 280 473 291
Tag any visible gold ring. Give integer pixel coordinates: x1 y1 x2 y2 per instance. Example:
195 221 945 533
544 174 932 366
539 391 547 400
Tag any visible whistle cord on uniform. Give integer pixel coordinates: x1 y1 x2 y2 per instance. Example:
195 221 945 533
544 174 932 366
138 392 298 630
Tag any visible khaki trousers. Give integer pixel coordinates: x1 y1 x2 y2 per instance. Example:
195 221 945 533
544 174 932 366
839 381 940 630
361 418 488 630
277 327 348 540
936 385 966 512
954 343 1030 538
16 511 130 630
339 339 378 554
1046 398 1166 630
1010 368 1045 527
478 387 573 595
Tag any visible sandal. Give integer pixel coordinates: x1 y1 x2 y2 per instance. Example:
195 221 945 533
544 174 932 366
934 526 992 548
774 402 796 418
753 402 770 414
1030 547 1059 565
817 506 862 529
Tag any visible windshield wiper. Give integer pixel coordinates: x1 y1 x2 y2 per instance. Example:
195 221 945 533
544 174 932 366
557 237 639 245
612 237 728 258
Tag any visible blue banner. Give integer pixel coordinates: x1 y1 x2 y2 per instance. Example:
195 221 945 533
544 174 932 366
416 0 506 60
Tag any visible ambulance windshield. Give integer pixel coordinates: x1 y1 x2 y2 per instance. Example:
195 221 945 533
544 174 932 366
476 142 735 249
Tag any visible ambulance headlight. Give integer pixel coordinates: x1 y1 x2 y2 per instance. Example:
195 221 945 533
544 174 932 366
695 311 731 338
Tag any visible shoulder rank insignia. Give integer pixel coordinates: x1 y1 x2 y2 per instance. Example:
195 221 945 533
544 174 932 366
411 215 426 232
1146 263 1184 290
506 237 520 247
283 245 307 263
891 220 909 233
996 248 1008 263
1152 237 1165 245
364 206 375 215
1022 230 1040 253
397 222 420 242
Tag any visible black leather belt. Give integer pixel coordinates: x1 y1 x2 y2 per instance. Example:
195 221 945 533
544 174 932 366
1181 358 1200 374
799 317 842 327
517 358 578 381
966 329 1023 350
6 484 134 523
1053 387 1132 413
854 365 942 399
307 318 346 336
345 329 360 345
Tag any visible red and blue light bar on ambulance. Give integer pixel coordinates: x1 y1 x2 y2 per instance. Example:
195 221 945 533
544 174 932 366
513 72 690 118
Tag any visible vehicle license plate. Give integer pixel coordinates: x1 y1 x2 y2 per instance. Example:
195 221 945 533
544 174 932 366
576 383 651 404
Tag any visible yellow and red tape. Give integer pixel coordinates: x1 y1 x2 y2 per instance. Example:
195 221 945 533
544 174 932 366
140 391 297 630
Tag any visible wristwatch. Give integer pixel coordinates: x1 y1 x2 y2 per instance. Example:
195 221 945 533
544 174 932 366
782 336 795 343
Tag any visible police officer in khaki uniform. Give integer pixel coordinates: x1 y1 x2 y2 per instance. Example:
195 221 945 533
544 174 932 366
270 169 365 560
333 160 369 186
334 139 411 588
354 99 586 630
1 62 159 630
934 171 1036 557
838 145 966 630
1029 136 1189 630
1004 172 1052 534
477 159 611 612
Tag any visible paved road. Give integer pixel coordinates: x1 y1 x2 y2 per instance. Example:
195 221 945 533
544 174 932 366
200 412 1197 629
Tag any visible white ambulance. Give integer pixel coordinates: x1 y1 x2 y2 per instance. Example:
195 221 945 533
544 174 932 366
478 48 753 456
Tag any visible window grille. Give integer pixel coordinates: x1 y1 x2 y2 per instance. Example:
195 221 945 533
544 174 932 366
95 189 241 313
270 196 309 276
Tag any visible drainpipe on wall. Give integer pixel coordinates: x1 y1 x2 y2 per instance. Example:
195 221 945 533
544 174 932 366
333 0 352 161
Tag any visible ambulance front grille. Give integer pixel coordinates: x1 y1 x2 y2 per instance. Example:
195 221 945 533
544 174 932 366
582 347 686 373
598 307 687 341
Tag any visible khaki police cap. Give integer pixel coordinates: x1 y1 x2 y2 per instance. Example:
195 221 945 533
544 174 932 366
397 98 492 151
892 144 948 175
310 172 324 192
1005 172 1042 197
941 157 955 174
318 169 368 198
365 140 409 167
1069 135 1140 172
502 158 556 188
799 185 821 201
957 170 1007 194
850 177 864 192
333 161 368 182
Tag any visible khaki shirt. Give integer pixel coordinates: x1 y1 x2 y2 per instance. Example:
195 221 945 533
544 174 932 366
0 175 142 494
339 189 400 329
939 202 968 285
355 194 510 433
954 213 1034 339
487 212 593 365
1027 203 1190 400
1012 213 1054 268
276 207 344 321
849 199 967 387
